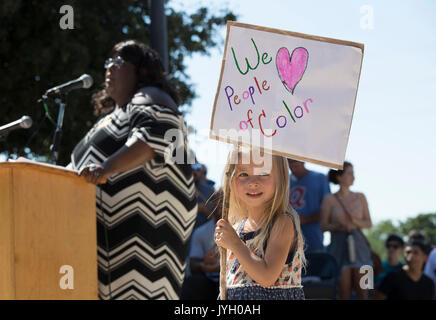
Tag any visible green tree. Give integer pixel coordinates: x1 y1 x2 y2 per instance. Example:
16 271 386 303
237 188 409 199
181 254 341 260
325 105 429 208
364 219 402 261
364 213 436 261
399 213 436 245
0 0 236 164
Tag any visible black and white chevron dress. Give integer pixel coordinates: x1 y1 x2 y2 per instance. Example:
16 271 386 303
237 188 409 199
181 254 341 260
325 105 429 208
70 100 197 300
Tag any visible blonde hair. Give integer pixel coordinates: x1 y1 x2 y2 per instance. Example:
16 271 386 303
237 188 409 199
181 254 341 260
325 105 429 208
222 146 306 266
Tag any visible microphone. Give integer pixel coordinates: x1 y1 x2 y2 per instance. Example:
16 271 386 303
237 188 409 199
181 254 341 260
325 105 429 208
0 116 33 137
44 74 93 96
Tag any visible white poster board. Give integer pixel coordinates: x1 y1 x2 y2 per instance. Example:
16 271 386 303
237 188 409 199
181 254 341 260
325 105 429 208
210 22 364 169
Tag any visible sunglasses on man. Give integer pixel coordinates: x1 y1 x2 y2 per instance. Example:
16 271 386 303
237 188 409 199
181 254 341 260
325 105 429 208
386 243 401 249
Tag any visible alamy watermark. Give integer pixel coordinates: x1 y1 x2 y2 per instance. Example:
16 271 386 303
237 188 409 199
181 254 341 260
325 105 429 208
164 127 274 174
59 265 74 290
59 5 74 30
359 265 374 289
360 5 375 30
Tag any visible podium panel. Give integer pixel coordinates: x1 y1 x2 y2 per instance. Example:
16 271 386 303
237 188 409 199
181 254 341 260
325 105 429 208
0 162 98 299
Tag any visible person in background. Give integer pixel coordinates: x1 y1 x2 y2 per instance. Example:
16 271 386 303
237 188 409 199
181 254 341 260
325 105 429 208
424 247 436 298
69 40 197 300
376 240 434 300
408 229 425 243
408 229 436 297
375 234 405 287
320 161 373 300
180 189 223 300
288 159 330 253
200 163 216 188
184 162 215 278
192 163 215 229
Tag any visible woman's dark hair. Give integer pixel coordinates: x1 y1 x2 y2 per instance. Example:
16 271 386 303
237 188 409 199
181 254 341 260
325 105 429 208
408 229 426 242
93 39 180 116
386 234 405 247
328 161 353 184
407 240 433 256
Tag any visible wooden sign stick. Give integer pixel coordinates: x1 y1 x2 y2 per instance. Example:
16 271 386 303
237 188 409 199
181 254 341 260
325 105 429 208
219 162 235 300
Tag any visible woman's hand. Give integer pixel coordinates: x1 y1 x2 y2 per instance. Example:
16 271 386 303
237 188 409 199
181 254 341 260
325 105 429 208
345 221 356 232
78 140 156 185
332 221 348 232
203 245 219 265
339 219 358 232
201 247 220 273
78 163 112 185
200 260 220 273
215 219 243 252
348 217 360 230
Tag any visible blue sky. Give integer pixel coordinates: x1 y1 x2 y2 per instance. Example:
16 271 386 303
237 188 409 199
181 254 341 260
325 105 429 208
173 0 436 227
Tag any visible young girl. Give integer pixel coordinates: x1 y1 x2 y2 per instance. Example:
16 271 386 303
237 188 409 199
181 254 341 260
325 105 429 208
214 147 306 300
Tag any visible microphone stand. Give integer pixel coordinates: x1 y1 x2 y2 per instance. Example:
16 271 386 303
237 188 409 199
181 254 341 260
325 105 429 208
0 131 10 161
49 93 67 164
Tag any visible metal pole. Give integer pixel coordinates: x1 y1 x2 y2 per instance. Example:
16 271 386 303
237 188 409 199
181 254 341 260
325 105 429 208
50 95 66 164
150 0 169 72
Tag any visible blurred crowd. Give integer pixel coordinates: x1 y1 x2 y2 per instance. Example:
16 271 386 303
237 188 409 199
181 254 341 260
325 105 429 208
180 160 435 300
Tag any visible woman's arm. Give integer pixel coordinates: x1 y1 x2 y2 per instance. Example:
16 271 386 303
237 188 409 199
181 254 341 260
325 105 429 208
215 214 294 288
350 193 372 229
320 195 347 232
79 139 156 184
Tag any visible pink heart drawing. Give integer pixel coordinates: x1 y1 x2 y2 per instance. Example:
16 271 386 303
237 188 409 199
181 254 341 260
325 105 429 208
276 47 309 94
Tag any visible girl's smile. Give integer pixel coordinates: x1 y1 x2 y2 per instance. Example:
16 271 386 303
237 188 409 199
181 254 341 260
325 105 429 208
234 163 275 211
246 191 263 198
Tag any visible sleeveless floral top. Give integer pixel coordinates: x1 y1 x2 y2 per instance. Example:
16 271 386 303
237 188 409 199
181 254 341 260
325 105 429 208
226 211 305 290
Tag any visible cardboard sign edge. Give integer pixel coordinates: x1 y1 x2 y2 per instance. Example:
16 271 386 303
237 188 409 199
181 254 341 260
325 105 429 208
208 132 343 170
209 21 364 171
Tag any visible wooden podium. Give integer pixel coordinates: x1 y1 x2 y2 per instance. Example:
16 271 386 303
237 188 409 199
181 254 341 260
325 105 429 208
0 161 98 299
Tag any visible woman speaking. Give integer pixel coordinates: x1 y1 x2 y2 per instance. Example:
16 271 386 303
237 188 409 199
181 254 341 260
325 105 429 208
69 40 197 300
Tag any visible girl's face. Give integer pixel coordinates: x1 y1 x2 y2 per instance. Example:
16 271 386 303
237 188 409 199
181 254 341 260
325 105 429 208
337 165 355 187
234 160 276 212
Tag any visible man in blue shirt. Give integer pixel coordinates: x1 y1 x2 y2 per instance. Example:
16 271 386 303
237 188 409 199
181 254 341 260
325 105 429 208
288 159 331 253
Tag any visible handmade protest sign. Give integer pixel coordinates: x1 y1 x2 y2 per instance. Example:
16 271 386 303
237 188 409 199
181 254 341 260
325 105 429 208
209 21 364 169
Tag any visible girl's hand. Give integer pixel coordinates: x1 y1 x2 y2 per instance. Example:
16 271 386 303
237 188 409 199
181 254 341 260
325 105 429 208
215 219 243 252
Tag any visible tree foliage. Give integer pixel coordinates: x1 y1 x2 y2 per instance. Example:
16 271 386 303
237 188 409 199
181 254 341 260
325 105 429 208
365 219 402 261
398 213 436 245
0 0 236 164
365 213 436 260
